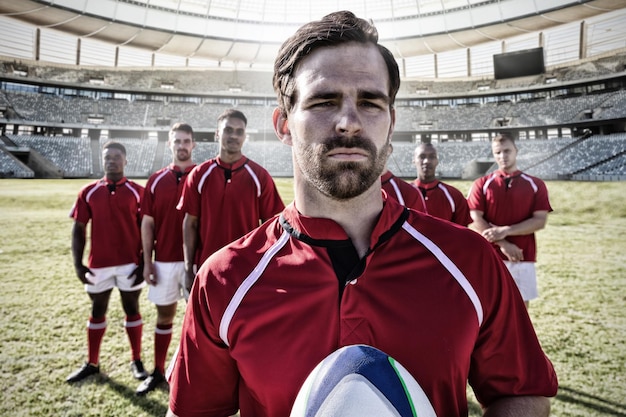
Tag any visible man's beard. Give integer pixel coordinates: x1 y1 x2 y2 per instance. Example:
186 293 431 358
176 150 191 161
294 135 390 200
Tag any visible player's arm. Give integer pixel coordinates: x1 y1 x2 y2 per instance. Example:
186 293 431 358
483 210 549 242
469 209 491 234
141 214 157 285
482 395 550 416
182 213 199 292
469 209 523 261
71 221 93 284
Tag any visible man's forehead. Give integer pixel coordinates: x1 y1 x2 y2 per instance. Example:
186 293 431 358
173 132 193 140
103 148 124 156
220 117 245 128
294 44 388 95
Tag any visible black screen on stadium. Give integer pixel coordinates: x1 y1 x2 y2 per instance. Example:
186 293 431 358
493 47 545 79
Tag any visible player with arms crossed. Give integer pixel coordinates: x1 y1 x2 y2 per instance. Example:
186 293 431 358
467 132 553 307
177 109 285 293
136 123 196 395
167 11 557 417
67 141 147 383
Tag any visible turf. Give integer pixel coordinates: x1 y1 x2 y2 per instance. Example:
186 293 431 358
0 178 624 416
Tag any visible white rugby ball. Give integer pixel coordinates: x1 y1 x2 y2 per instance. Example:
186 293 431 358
290 344 437 417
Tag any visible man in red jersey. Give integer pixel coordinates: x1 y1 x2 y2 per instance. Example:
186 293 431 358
177 108 285 292
381 168 426 212
412 142 471 226
67 141 148 383
167 12 557 417
135 123 196 396
468 132 553 307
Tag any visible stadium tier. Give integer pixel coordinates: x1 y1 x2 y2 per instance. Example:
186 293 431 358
2 134 625 181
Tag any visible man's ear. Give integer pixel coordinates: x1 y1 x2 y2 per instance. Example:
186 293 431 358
272 108 292 145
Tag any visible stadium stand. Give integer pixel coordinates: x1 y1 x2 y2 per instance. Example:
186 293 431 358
7 134 91 177
0 146 34 178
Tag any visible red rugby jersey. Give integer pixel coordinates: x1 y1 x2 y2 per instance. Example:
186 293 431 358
467 169 553 262
168 199 557 417
70 177 143 268
177 156 285 265
381 170 426 213
413 178 472 226
143 164 195 262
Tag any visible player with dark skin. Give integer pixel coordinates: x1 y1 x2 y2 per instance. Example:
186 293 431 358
72 146 144 303
68 142 146 383
412 142 471 226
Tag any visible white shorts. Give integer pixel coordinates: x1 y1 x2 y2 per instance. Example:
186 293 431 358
503 261 538 301
85 263 147 294
147 261 187 306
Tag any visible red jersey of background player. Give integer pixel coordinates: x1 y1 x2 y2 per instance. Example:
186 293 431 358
381 170 426 213
143 164 195 262
69 177 143 268
467 169 552 262
177 156 285 265
413 178 472 226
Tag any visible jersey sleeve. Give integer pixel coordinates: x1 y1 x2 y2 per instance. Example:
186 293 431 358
258 169 285 222
468 247 558 405
533 178 553 213
168 269 240 417
142 176 156 217
69 186 92 224
466 178 485 212
177 166 202 217
451 187 472 226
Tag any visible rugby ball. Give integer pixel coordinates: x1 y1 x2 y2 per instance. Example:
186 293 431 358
290 344 437 417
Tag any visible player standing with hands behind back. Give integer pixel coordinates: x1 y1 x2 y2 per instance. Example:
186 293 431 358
166 11 557 417
468 132 552 307
67 141 147 383
135 123 196 396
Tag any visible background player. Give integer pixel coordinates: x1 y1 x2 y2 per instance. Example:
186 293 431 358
67 141 147 383
412 142 471 226
467 132 552 307
381 145 426 212
177 108 285 292
135 123 196 395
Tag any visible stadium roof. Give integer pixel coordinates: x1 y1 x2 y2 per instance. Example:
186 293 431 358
0 0 624 68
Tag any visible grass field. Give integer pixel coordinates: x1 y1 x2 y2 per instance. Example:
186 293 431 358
0 178 625 417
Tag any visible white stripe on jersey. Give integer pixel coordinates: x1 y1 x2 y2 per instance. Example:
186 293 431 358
219 231 291 346
402 222 484 327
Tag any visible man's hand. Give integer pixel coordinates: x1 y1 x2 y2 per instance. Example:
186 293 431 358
498 240 524 262
74 264 94 285
128 262 145 287
184 268 195 295
482 225 509 243
143 261 157 286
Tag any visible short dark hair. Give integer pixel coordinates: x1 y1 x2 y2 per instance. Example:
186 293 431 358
170 122 194 137
493 132 517 148
102 140 126 155
217 109 247 127
273 10 400 116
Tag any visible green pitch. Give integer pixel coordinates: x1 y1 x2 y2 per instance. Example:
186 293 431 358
0 179 624 416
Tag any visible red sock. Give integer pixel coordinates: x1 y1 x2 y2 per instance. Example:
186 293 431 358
87 316 107 365
154 323 173 374
124 314 143 361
